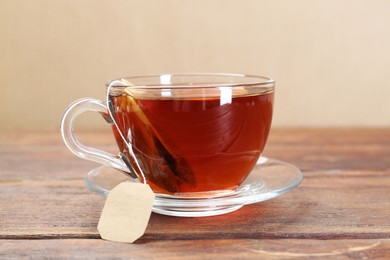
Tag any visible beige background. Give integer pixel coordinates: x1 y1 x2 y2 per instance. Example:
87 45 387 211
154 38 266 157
1 0 389 130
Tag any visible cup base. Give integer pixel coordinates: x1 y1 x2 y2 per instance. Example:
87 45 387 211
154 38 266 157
85 157 303 217
153 204 244 217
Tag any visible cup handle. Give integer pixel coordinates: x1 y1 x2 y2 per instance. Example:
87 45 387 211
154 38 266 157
60 98 130 173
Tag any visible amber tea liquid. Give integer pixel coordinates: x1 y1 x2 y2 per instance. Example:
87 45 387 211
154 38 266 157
109 91 274 194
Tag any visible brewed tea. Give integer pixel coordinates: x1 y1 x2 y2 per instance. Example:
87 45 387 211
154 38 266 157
109 90 273 194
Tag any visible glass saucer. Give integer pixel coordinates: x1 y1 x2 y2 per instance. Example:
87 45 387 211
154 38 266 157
85 157 303 217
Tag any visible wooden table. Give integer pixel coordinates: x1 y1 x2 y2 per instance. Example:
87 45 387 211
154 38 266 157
1 128 389 259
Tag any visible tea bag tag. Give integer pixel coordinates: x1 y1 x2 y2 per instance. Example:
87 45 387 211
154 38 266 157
97 182 155 243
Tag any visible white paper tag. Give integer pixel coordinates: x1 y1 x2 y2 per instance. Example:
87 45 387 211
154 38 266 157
97 182 155 243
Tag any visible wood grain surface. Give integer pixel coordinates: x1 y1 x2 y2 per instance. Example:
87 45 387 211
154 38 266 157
0 128 389 259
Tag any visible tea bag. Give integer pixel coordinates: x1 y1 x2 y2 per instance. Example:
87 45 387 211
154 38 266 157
97 182 155 243
107 79 196 193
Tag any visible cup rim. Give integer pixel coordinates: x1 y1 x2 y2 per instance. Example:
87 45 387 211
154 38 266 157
106 73 275 89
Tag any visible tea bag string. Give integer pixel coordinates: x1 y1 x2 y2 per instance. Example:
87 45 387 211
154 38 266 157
106 80 147 183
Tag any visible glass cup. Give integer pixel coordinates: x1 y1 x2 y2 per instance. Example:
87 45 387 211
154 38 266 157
61 73 274 196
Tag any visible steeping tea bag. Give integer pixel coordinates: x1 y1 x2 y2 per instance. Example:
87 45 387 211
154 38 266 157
107 80 196 193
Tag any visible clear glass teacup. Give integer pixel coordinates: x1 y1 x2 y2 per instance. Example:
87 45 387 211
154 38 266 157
61 73 274 196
